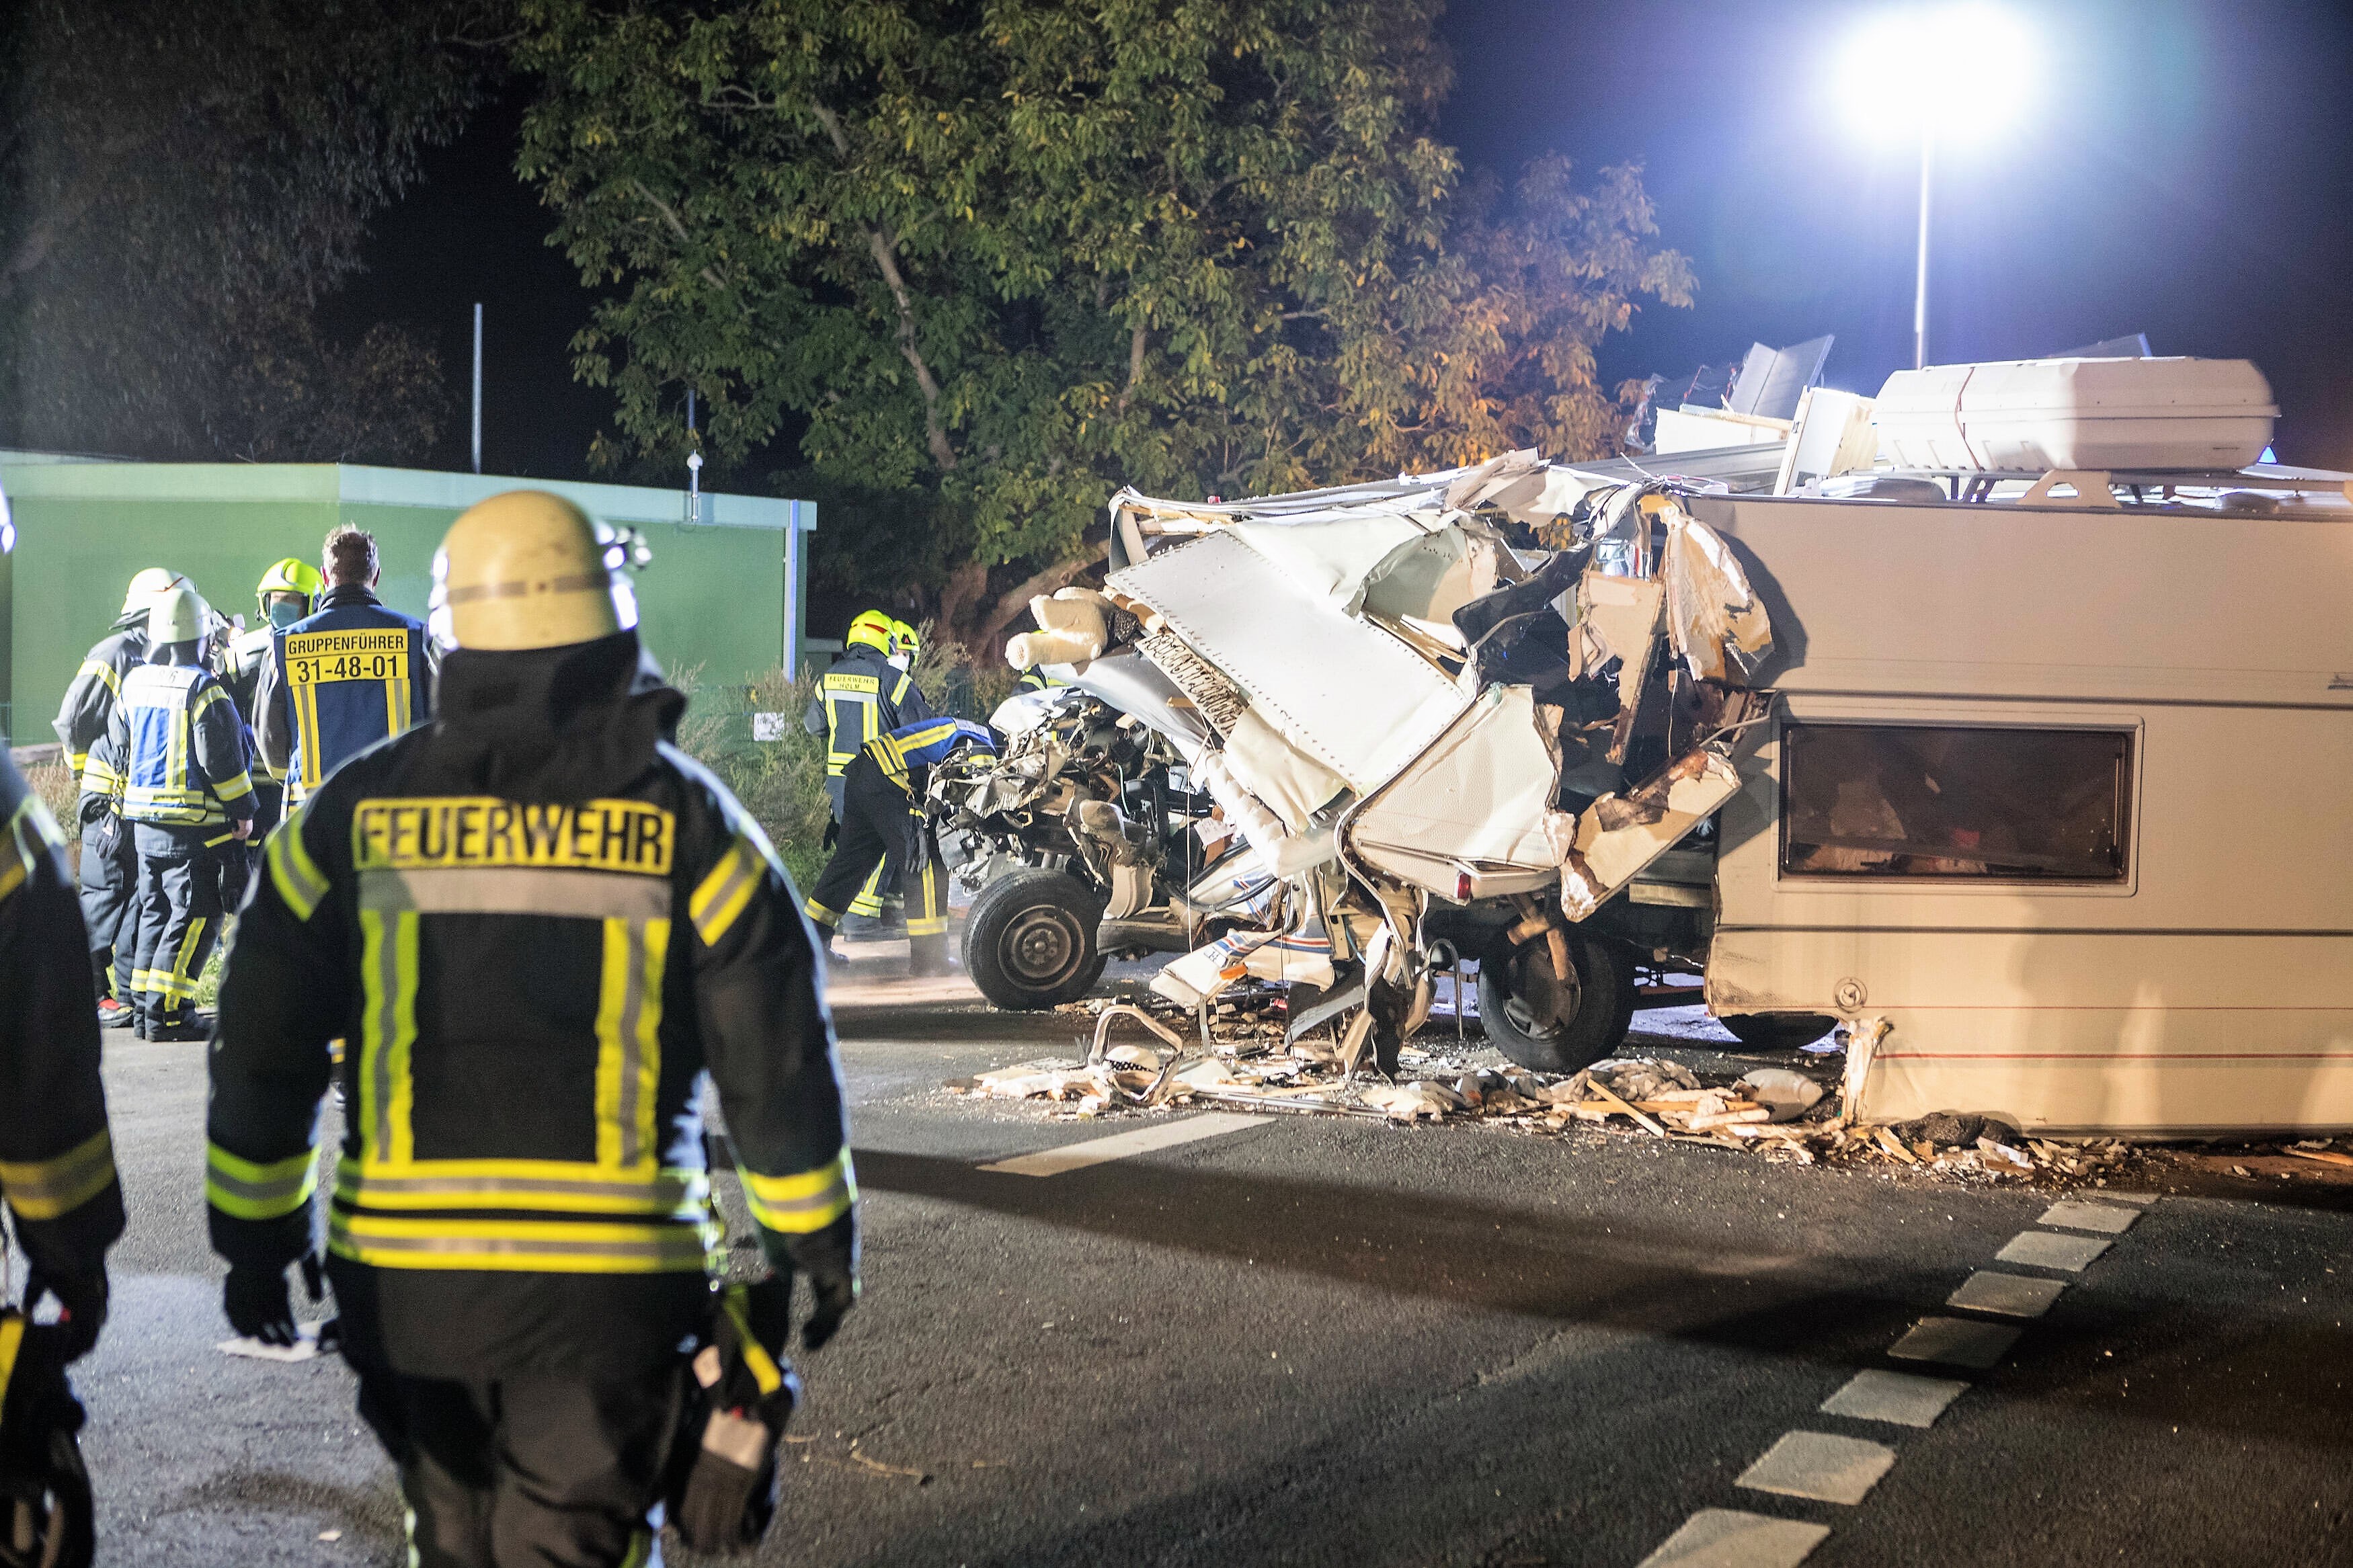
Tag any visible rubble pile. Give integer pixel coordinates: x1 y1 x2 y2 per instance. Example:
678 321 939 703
941 987 2159 1189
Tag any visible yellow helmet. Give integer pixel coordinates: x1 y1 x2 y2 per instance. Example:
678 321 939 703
121 567 192 617
889 618 920 659
255 557 325 604
148 585 210 646
845 610 895 654
429 491 641 651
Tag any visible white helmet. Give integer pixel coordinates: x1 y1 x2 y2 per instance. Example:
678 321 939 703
147 585 210 647
429 491 641 651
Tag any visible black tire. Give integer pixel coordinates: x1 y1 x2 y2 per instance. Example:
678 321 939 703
1719 1013 1839 1052
963 868 1104 1011
1477 934 1636 1075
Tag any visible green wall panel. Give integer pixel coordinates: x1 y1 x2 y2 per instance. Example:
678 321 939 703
1 462 807 746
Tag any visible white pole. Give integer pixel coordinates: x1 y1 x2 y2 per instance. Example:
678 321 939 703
1913 133 1933 371
471 303 484 474
783 501 801 680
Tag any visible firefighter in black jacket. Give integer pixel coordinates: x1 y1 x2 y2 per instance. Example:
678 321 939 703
52 567 192 1026
1 751 128 1563
208 491 856 1568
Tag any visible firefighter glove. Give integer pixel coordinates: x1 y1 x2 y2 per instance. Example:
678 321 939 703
821 817 839 851
24 1268 107 1365
785 1212 859 1351
222 1260 300 1347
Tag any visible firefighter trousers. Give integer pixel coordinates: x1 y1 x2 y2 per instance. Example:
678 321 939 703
78 815 137 1001
355 1364 682 1568
806 755 945 954
130 840 225 1028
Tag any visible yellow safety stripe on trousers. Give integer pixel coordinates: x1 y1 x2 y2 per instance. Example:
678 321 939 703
335 1157 709 1217
738 1149 856 1235
689 835 766 946
328 1212 717 1274
801 895 840 925
157 915 209 1000
267 805 331 921
593 917 670 1168
846 858 888 919
0 1129 118 1222
905 855 947 937
205 1143 317 1221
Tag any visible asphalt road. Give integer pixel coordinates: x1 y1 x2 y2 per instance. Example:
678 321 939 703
47 956 2353 1567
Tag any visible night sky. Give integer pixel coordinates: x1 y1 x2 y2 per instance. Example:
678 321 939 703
329 0 2353 485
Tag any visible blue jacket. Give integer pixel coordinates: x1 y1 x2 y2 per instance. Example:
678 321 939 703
256 585 434 803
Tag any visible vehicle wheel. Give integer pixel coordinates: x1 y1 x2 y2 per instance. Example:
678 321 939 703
962 868 1104 1011
1719 1013 1840 1052
1476 934 1636 1075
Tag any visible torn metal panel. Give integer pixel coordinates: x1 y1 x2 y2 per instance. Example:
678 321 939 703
1222 708 1350 833
1661 506 1773 683
1560 739 1751 922
1227 511 1439 608
1057 649 1211 752
1109 530 1470 793
1575 569 1667 764
1343 685 1575 901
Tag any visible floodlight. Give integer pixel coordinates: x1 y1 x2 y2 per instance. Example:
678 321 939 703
1835 4 2034 144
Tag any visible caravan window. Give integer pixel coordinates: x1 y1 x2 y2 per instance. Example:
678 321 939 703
1780 723 2131 881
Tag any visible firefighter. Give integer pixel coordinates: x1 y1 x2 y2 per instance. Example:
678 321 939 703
801 609 933 930
804 714 996 978
106 586 257 1041
801 610 932 820
255 526 435 809
0 750 126 1567
52 567 190 1027
887 617 920 672
224 558 325 840
208 491 857 1567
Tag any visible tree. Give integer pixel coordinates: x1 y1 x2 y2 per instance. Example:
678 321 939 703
0 0 504 462
515 1 1691 649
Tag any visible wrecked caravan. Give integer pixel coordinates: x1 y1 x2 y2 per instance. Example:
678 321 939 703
980 383 2352 1137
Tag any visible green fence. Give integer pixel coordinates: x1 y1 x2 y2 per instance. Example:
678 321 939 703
0 458 813 747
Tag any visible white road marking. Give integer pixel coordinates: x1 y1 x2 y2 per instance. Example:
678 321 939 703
1888 1315 2021 1369
978 1112 1264 1177
1995 1230 2112 1272
1819 1368 1968 1428
2038 1200 2139 1235
1737 1431 1897 1506
1946 1270 2069 1319
1637 1508 1831 1568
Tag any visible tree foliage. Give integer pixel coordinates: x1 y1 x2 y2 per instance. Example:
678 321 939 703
516 1 1692 645
0 0 503 461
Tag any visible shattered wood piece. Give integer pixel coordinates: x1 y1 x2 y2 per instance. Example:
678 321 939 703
2284 1148 2353 1169
1873 1126 1920 1165
1688 1107 1772 1132
1977 1137 2035 1175
1585 1079 1667 1137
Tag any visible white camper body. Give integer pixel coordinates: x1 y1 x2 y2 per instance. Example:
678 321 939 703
1696 489 2353 1135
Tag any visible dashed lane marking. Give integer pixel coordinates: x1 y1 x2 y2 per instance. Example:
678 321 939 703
1819 1369 1968 1428
1636 1508 1830 1568
1994 1229 2112 1271
1736 1431 1897 1506
2038 1199 2140 1234
1946 1270 2069 1319
976 1112 1264 1177
1887 1315 2021 1369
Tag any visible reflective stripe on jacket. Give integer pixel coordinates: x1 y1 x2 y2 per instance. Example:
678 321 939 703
0 755 127 1280
208 630 852 1379
863 717 998 790
51 620 147 801
111 663 256 829
802 648 933 779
